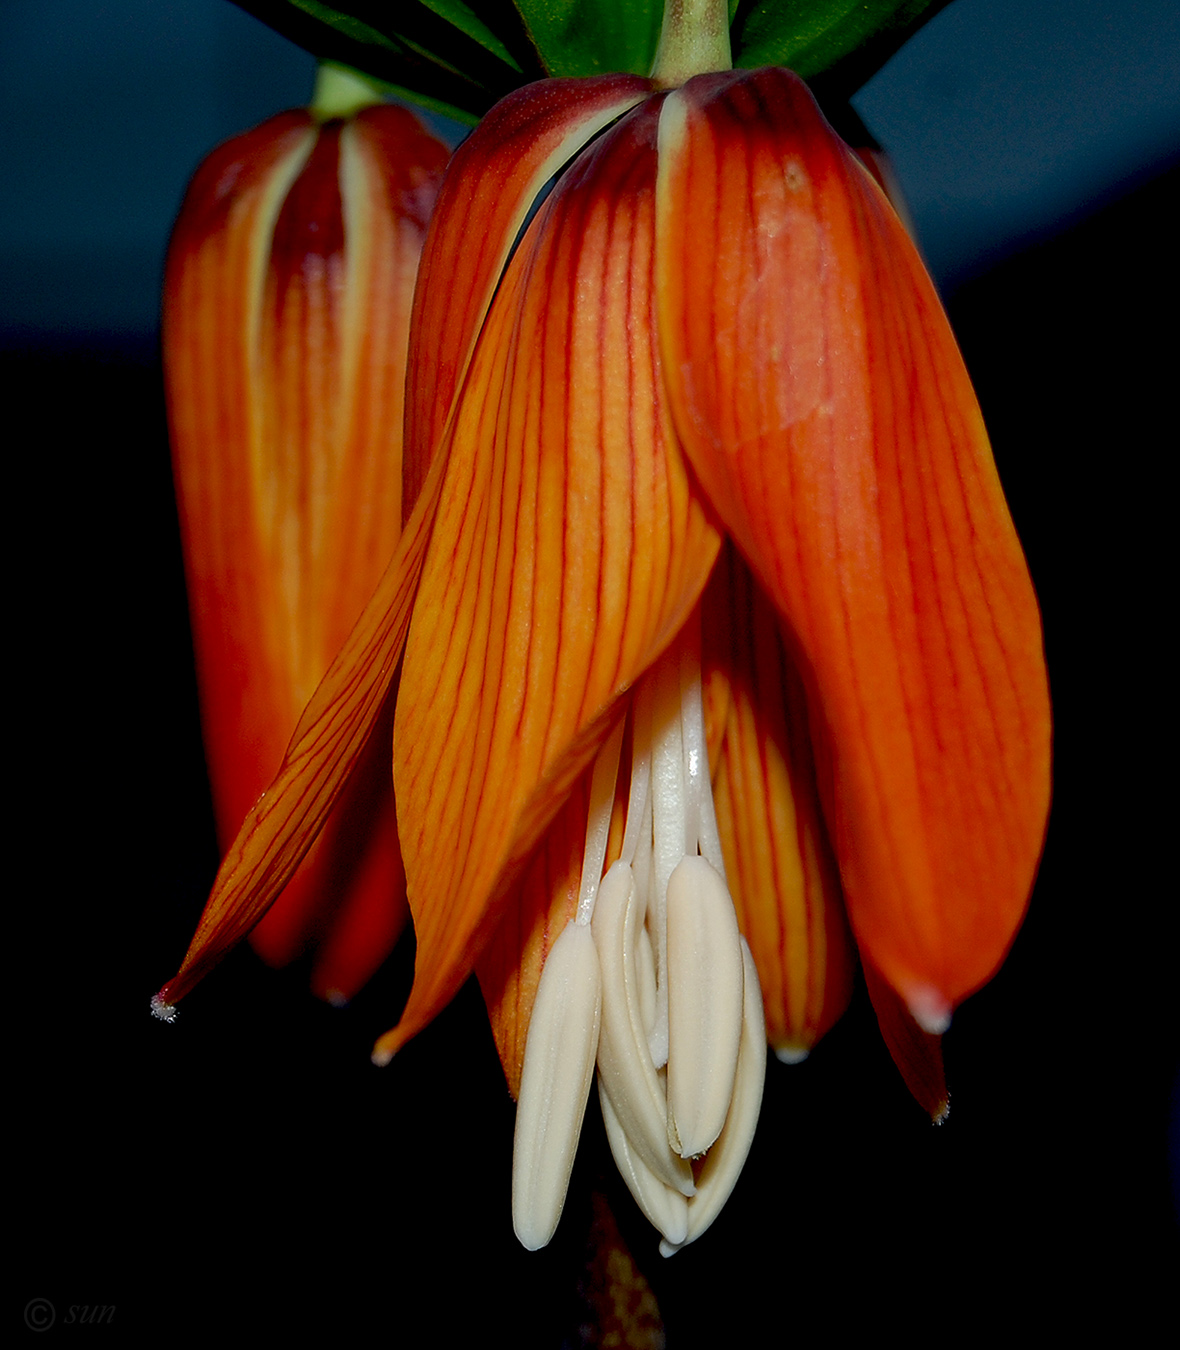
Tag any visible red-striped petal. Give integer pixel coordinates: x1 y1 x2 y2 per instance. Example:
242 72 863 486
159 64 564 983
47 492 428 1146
378 98 722 1062
702 544 854 1059
157 105 447 1006
656 68 1050 1020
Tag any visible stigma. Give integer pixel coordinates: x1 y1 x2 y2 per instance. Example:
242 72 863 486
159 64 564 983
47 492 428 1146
512 618 767 1253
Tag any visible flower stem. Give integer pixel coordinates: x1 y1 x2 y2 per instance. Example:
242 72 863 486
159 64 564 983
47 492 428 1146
650 0 732 89
310 62 385 121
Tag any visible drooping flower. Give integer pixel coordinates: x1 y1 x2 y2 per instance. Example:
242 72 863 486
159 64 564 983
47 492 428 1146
156 51 1049 1250
162 67 448 1003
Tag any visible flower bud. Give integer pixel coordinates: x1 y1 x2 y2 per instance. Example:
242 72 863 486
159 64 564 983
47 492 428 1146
163 86 448 1002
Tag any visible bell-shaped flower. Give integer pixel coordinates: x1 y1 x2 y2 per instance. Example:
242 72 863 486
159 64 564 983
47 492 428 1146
162 67 448 1003
156 58 1049 1248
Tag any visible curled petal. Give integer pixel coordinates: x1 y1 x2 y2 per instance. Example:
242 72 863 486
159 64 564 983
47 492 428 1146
380 99 722 1061
656 69 1051 1016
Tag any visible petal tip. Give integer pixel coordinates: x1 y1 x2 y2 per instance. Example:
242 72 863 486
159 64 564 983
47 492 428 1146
773 1044 810 1065
150 993 178 1024
905 985 953 1036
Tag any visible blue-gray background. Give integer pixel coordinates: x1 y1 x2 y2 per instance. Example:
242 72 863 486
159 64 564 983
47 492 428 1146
2 0 1179 343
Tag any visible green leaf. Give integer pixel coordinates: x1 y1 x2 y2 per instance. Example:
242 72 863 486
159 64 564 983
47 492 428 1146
512 0 663 77
233 0 953 114
418 0 523 70
234 0 543 121
732 0 947 87
287 0 400 53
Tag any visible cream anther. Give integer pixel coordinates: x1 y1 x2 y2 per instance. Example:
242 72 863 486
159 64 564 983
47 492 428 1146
592 862 696 1196
600 1080 690 1246
512 919 603 1250
661 938 766 1256
665 855 745 1158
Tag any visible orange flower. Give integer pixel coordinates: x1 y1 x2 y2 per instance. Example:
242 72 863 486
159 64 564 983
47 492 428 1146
156 66 1049 1249
163 72 448 1003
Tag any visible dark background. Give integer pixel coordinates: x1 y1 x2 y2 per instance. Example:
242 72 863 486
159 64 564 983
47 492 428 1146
9 0 1178 1341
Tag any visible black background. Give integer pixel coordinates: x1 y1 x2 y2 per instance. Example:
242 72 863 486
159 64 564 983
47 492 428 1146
9 4 1178 1343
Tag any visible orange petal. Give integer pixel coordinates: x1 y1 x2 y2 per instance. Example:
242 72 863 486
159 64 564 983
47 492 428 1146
159 83 653 1011
402 75 651 515
703 544 854 1059
304 690 407 1005
862 959 949 1123
656 69 1050 1020
478 746 628 1098
164 110 317 840
379 98 723 1062
161 107 446 1003
156 450 437 1009
476 783 588 1101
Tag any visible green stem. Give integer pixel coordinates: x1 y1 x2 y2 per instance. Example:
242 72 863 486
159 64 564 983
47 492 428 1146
310 62 385 121
650 0 732 89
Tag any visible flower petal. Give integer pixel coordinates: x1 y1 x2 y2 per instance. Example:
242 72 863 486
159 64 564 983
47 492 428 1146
158 84 653 1011
160 108 445 1004
403 75 652 514
477 768 598 1098
379 98 723 1062
164 109 317 839
656 69 1050 1017
702 544 854 1059
156 479 429 1009
862 958 949 1123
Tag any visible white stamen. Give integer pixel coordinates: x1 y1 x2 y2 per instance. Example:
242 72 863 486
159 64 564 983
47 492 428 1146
592 861 695 1196
599 1079 689 1247
665 855 744 1158
574 719 625 927
636 922 658 1038
648 655 688 1068
660 938 767 1257
620 684 653 867
511 919 603 1250
677 639 726 878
